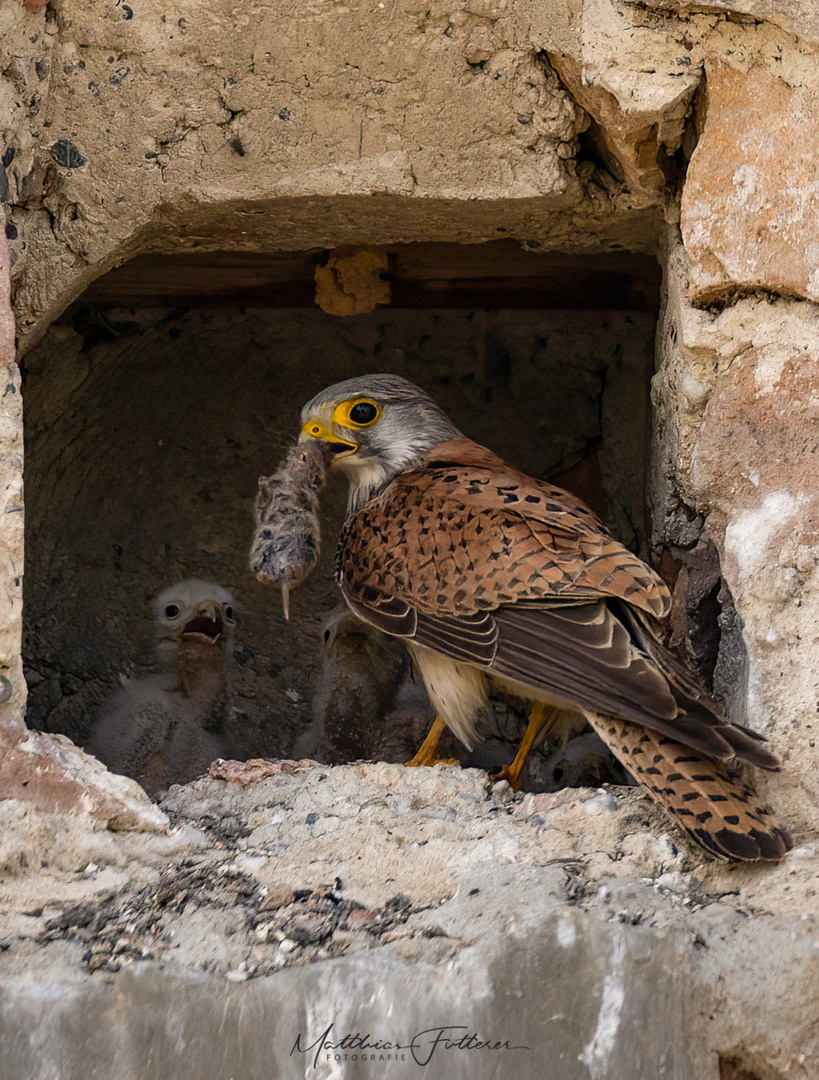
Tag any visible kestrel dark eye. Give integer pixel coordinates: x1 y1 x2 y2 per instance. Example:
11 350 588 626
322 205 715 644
224 605 235 622
164 604 180 619
349 401 378 425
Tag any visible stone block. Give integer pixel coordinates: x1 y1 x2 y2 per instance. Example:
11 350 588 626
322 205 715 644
629 0 819 48
652 242 819 835
1 0 600 349
682 61 819 304
548 0 700 194
0 726 168 832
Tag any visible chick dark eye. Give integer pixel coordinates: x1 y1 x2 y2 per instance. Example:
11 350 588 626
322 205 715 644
224 605 235 622
349 401 378 425
164 604 180 619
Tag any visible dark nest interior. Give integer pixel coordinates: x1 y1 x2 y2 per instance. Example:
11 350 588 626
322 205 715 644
20 241 660 783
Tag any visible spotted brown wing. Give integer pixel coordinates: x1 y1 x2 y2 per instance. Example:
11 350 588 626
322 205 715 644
337 439 670 621
336 438 777 770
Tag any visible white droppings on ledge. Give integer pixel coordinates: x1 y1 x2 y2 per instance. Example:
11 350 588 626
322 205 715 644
755 627 783 648
724 491 800 586
580 934 626 1079
680 369 711 409
556 915 576 948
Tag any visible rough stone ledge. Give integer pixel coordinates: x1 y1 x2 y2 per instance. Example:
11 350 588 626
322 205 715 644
0 760 816 1079
0 725 167 833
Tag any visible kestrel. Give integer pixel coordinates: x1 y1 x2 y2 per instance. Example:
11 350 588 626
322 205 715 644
292 606 421 765
298 374 792 861
87 579 235 795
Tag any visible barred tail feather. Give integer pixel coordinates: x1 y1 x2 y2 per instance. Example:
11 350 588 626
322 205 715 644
588 713 792 862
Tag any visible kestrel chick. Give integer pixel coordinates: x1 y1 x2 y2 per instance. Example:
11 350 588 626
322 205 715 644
298 374 791 861
292 606 417 764
250 441 328 619
87 579 236 796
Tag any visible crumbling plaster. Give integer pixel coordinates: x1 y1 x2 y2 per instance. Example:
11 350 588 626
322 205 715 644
631 0 819 49
2 0 744 353
653 239 819 838
0 230 22 733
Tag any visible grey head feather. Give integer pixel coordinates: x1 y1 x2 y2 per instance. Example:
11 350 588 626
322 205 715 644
302 374 462 512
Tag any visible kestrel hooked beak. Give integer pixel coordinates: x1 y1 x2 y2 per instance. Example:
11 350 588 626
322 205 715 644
299 373 791 862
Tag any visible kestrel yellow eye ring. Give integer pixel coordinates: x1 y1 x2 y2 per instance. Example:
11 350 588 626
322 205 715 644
332 398 381 430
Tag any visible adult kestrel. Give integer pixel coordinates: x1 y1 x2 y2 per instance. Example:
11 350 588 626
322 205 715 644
299 374 791 861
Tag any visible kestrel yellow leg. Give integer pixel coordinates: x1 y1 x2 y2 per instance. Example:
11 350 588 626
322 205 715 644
492 701 559 790
404 716 457 767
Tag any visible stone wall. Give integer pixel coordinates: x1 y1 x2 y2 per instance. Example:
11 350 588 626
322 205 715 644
2 0 660 350
2 0 819 1076
653 250 819 838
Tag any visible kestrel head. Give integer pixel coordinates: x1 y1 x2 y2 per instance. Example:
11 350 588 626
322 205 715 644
299 374 461 508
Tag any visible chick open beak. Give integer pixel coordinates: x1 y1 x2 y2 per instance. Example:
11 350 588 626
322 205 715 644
181 615 224 643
